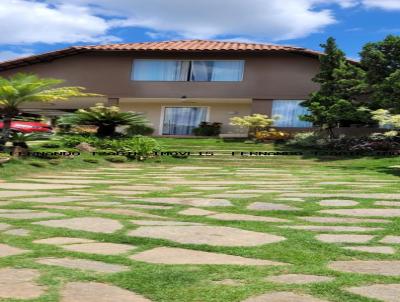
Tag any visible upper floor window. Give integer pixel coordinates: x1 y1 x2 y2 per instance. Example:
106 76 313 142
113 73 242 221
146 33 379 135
132 59 244 82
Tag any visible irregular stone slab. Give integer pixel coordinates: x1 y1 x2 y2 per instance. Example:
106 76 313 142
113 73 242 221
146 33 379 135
123 204 173 210
33 205 86 211
247 202 300 211
299 216 389 224
99 190 145 196
36 257 129 273
34 237 96 245
0 223 11 231
60 282 151 302
132 197 232 207
131 220 202 226
375 201 400 207
320 209 400 217
170 166 220 170
345 284 400 302
265 274 334 284
283 193 400 200
0 191 56 198
281 225 382 232
276 197 304 202
3 228 30 236
0 210 65 219
0 268 45 299
128 225 285 246
208 213 289 223
174 192 202 196
243 291 329 302
207 193 259 199
343 246 395 254
62 242 136 255
17 196 89 203
35 175 101 179
22 179 123 184
318 200 359 207
328 260 400 276
80 201 122 207
93 208 163 218
316 234 374 243
0 243 27 257
192 186 230 190
130 247 286 266
0 183 88 190
380 236 400 244
33 217 123 234
234 189 285 194
112 185 170 191
178 208 215 216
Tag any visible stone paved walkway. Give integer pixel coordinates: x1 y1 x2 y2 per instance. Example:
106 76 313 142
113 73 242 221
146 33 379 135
1 162 400 301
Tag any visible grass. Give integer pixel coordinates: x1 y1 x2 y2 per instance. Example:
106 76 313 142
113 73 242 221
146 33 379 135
1 138 400 301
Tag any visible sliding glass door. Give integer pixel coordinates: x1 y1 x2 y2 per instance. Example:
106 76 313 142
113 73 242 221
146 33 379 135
162 107 208 135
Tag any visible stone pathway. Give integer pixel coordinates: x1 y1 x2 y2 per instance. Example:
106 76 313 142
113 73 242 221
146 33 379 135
0 268 45 299
60 282 152 302
2 162 400 301
130 247 286 266
36 257 129 273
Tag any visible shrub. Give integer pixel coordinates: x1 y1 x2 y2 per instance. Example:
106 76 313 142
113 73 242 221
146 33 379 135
104 155 128 163
255 129 291 142
58 103 149 137
192 122 222 136
126 124 155 136
83 158 99 164
230 114 277 137
287 132 329 148
40 142 61 148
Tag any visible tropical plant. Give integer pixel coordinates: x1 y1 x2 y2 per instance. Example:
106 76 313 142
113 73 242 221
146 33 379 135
58 103 149 137
0 73 98 149
126 124 155 136
300 37 368 138
9 132 49 149
230 114 276 138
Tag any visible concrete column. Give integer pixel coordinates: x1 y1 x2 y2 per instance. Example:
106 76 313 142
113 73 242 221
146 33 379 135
107 97 120 106
251 99 273 116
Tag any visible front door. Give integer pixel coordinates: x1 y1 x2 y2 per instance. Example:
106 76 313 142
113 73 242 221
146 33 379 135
162 107 208 135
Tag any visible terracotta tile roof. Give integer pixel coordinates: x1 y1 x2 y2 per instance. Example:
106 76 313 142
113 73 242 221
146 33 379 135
0 40 322 70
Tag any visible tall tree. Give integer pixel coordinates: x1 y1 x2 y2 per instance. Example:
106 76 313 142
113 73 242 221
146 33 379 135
301 37 368 138
0 73 98 149
361 35 400 112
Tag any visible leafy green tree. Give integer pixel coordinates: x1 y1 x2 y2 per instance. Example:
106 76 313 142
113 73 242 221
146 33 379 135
361 35 400 112
301 37 368 138
59 103 149 137
0 73 98 149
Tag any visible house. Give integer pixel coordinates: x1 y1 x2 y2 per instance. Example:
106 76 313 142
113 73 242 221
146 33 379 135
0 40 322 136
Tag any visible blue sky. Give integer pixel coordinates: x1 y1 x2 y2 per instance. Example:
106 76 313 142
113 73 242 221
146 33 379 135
0 0 399 61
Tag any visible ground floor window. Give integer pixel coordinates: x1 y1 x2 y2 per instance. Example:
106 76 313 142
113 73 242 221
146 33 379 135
162 107 208 135
272 100 312 128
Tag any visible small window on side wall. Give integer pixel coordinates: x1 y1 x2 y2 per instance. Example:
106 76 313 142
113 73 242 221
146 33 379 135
272 100 312 128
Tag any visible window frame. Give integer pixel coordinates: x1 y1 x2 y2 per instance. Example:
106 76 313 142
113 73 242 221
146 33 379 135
131 59 245 82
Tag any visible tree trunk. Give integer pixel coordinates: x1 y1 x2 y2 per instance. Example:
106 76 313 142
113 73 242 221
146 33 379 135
0 115 12 151
97 125 116 137
327 127 337 139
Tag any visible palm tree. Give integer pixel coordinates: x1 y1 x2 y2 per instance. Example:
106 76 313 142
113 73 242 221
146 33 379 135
0 73 99 149
58 103 149 137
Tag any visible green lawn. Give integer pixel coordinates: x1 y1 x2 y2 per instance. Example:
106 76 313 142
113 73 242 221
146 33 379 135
0 138 400 301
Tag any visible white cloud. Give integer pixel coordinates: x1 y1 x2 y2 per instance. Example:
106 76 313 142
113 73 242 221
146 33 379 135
54 0 338 41
362 0 400 10
0 0 119 44
0 50 34 62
